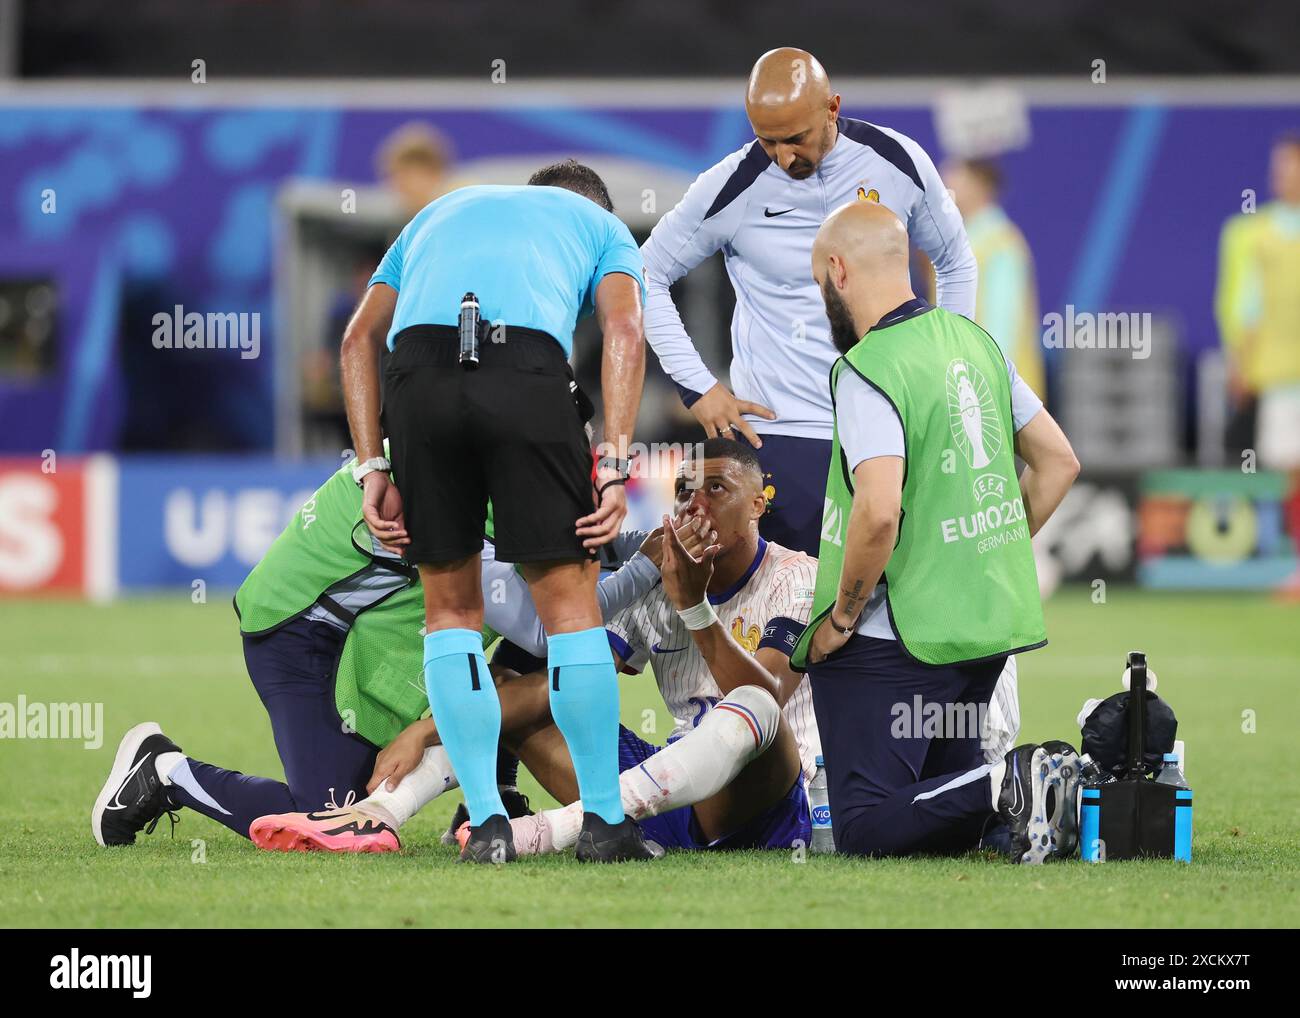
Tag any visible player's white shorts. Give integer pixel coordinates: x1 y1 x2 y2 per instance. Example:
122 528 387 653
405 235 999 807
981 655 1020 764
1257 384 1300 471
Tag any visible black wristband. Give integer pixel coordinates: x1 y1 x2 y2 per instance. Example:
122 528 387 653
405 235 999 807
828 610 859 637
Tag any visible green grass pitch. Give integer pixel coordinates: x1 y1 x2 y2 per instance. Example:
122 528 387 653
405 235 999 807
1 587 1296 928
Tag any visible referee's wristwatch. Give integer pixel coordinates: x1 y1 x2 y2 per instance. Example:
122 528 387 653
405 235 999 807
594 455 631 478
593 455 631 498
352 456 391 488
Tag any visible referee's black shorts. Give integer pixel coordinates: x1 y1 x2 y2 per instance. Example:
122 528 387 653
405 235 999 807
382 324 596 565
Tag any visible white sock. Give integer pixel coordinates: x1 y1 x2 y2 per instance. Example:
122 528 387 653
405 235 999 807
360 746 458 828
532 801 584 853
511 684 781 855
989 760 1007 810
621 685 779 819
154 751 185 785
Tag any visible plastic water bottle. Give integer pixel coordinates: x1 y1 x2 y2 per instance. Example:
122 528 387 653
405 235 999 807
1156 752 1188 788
808 755 834 853
1156 749 1193 862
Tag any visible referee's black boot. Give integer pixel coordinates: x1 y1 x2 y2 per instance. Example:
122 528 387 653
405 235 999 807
442 786 533 845
574 812 664 863
458 813 517 865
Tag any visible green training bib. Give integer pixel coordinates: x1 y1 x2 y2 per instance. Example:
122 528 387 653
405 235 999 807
792 306 1046 669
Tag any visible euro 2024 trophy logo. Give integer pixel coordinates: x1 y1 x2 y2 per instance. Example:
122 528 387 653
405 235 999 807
946 359 1002 470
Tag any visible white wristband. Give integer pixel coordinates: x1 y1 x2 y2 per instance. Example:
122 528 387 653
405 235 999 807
676 599 718 631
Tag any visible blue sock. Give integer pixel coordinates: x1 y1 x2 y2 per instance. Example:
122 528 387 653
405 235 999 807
423 629 505 825
547 627 623 824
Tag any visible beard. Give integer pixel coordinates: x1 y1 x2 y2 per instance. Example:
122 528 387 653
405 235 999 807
821 279 861 355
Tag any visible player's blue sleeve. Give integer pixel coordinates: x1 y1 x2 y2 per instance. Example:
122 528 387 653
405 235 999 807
890 128 978 318
596 553 659 623
369 228 406 291
480 539 659 659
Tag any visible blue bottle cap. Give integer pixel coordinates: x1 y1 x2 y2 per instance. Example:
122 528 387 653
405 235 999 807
815 755 825 767
1163 753 1179 761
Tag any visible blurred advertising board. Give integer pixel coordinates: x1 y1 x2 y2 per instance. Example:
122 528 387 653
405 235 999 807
2 459 1294 596
0 456 107 597
115 457 338 590
1137 470 1296 589
0 455 335 597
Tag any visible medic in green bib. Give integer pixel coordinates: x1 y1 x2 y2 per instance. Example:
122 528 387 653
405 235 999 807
90 452 689 852
793 201 1086 864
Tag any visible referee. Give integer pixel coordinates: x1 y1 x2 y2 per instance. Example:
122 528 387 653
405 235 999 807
792 202 1081 860
340 161 656 863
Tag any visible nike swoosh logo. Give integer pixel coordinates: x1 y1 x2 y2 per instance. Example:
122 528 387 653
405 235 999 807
651 643 689 654
1008 753 1025 817
106 754 151 811
763 207 796 218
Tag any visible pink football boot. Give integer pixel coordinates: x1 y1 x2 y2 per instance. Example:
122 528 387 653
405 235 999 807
250 802 400 853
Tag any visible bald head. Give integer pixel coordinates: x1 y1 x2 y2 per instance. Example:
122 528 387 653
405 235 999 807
747 48 830 113
815 201 911 282
745 48 840 179
813 201 917 354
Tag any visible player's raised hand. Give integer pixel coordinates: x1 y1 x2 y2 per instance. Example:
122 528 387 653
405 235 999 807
690 382 776 449
639 512 717 568
576 469 628 548
658 513 720 610
676 511 716 560
361 473 410 552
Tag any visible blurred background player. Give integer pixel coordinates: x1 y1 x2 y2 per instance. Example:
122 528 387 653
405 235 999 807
1215 132 1300 597
943 157 1045 399
302 123 463 450
340 161 651 862
641 46 976 557
377 121 459 220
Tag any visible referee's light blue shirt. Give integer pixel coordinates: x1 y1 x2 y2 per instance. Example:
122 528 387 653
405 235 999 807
369 184 645 357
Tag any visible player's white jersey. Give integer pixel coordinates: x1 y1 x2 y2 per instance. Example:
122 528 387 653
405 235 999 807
606 539 822 779
641 117 976 441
